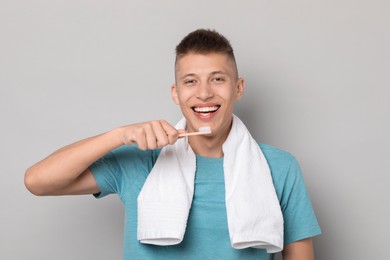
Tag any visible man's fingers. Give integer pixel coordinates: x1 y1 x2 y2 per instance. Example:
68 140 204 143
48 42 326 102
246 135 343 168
135 131 148 150
150 121 169 148
159 120 180 145
144 123 158 149
121 120 180 150
177 129 186 138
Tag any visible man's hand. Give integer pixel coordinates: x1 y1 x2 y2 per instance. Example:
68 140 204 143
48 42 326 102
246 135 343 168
118 120 185 150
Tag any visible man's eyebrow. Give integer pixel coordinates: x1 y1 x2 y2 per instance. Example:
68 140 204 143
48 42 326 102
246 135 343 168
179 73 197 81
179 71 229 81
210 71 228 76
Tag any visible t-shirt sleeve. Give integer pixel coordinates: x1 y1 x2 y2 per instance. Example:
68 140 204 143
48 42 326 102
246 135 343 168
279 157 322 244
89 149 121 198
89 145 159 199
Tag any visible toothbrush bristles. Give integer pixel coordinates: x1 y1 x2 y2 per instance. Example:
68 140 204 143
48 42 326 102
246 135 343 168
178 126 211 137
198 126 211 133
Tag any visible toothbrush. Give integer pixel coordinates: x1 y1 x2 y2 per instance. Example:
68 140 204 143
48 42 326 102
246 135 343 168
178 126 211 137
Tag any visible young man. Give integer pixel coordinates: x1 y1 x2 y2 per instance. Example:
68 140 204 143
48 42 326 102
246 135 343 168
25 29 321 259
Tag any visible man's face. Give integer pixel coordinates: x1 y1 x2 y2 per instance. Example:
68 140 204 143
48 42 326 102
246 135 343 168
171 52 244 138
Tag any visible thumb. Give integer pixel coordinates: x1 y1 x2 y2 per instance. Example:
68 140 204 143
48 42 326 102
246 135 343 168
177 129 186 138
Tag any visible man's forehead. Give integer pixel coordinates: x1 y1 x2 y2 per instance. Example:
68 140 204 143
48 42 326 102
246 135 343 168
176 52 231 64
175 52 236 76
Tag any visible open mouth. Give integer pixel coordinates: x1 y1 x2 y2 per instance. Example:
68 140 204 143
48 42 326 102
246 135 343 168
191 105 220 120
192 105 220 116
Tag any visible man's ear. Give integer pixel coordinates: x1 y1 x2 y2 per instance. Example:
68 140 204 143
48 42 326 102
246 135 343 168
171 84 180 105
235 77 245 100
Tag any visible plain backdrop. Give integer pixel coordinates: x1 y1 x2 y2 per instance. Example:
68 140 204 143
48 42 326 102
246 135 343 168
1 1 389 259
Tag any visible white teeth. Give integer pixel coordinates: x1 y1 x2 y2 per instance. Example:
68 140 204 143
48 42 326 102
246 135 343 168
193 106 219 113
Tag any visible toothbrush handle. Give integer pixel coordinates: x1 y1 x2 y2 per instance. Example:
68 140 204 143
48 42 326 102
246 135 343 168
178 131 211 137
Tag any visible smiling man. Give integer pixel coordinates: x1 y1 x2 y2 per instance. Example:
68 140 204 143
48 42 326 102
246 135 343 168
25 29 321 260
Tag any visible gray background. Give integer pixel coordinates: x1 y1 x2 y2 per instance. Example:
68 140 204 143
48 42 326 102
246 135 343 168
1 1 389 259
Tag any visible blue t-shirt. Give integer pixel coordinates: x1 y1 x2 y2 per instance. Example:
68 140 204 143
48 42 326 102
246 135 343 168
90 143 321 260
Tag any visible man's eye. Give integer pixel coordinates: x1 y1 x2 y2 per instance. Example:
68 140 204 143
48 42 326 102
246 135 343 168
184 80 196 84
212 77 225 82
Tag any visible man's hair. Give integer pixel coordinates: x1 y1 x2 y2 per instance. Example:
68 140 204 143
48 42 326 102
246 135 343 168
175 29 238 76
176 29 235 59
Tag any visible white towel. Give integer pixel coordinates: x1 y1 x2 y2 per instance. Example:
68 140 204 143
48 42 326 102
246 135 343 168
137 115 284 253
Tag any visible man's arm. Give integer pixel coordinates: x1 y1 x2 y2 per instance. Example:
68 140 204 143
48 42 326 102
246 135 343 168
24 120 181 196
282 238 314 260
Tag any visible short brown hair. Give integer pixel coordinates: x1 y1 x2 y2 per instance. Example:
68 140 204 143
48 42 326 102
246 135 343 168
176 29 235 58
175 29 238 76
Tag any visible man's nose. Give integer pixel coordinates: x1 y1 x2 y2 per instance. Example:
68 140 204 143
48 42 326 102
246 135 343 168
196 82 214 100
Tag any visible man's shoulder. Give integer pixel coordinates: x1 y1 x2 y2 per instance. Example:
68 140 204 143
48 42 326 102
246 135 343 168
258 143 295 163
258 143 299 180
